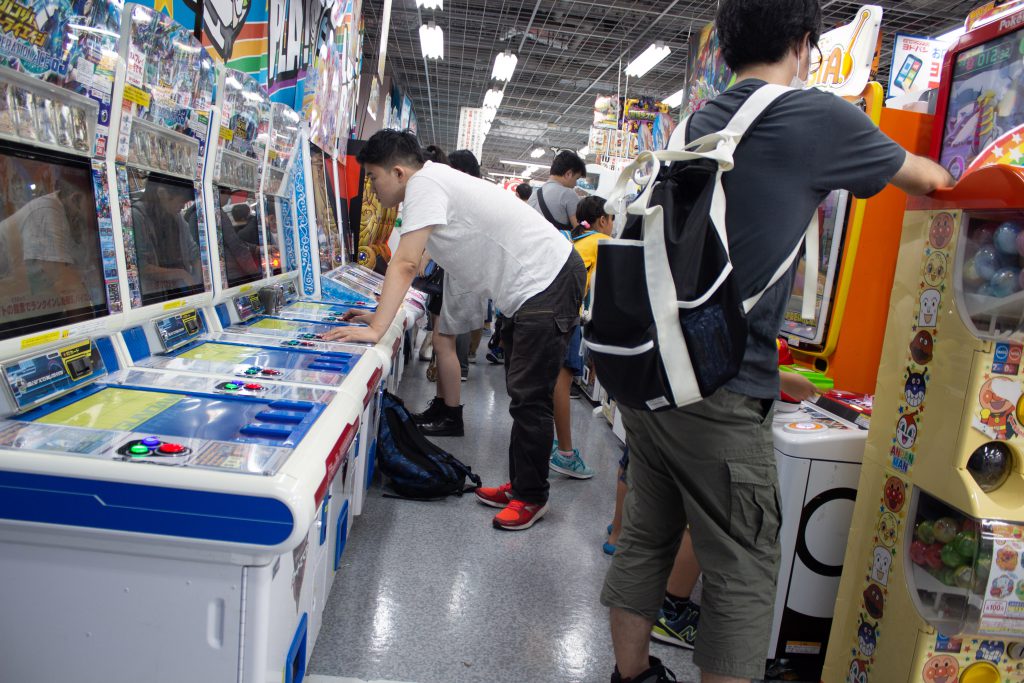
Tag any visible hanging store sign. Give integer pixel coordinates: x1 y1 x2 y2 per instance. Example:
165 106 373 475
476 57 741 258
808 5 883 97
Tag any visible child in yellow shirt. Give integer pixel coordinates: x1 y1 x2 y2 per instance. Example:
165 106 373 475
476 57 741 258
549 195 614 478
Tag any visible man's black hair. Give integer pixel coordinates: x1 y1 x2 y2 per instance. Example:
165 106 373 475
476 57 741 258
515 183 532 200
423 144 449 165
449 149 482 178
716 0 822 72
550 150 586 178
356 129 426 169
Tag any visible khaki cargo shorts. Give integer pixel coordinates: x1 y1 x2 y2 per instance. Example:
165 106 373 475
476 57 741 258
601 389 782 680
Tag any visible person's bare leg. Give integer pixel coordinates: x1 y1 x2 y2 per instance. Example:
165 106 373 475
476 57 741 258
553 367 573 450
666 530 701 598
702 673 748 683
433 332 461 407
610 607 654 679
608 475 627 546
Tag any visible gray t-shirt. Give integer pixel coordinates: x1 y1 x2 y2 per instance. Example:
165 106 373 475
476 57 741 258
687 80 906 399
528 180 580 230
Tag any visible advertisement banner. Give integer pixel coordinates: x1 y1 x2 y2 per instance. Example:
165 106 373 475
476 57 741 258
888 34 947 98
457 106 485 161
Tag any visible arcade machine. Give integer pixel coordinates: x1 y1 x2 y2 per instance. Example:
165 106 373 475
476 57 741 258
823 9 1024 682
767 81 933 678
0 5 363 682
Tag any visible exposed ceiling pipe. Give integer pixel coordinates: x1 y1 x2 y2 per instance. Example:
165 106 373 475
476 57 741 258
518 0 544 53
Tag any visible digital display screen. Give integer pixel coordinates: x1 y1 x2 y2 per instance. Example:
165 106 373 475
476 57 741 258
781 190 851 347
126 168 204 305
264 194 291 275
939 26 1024 179
216 186 264 288
310 144 343 274
0 142 106 341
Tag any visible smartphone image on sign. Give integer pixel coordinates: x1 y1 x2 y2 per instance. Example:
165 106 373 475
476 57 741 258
894 54 923 91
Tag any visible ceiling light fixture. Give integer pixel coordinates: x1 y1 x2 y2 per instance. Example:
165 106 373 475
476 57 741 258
492 51 518 81
530 147 545 158
934 26 966 43
415 0 443 9
481 108 497 124
483 88 504 109
499 159 541 167
624 42 670 78
419 22 444 60
662 88 685 108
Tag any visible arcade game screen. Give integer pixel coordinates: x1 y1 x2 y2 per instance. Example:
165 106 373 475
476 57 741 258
310 144 343 273
264 194 288 275
126 169 204 305
215 187 264 288
781 190 851 348
939 25 1024 179
0 143 106 340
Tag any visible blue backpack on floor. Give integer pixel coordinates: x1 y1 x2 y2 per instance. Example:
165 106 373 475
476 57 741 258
376 392 481 499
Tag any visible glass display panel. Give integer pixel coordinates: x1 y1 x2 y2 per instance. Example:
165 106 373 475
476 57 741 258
310 144 343 274
125 168 204 305
939 26 1024 180
0 142 106 340
264 194 293 275
215 186 264 288
780 190 851 347
955 210 1024 340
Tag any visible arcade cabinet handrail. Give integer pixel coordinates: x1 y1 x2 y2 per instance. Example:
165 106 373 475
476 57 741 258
909 164 1024 211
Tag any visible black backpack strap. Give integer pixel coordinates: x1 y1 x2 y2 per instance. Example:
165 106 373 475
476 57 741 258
536 187 571 232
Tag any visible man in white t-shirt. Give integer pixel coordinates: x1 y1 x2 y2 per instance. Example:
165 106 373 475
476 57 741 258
324 130 585 530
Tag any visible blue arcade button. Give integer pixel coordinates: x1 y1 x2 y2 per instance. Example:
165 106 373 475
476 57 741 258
141 436 161 448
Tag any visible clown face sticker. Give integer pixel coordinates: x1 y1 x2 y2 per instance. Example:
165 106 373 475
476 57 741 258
974 377 1022 440
896 412 919 450
929 213 955 250
848 659 869 683
919 289 941 328
922 654 958 683
924 251 948 288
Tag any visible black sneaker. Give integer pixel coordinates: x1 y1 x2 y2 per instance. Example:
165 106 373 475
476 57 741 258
419 404 464 436
485 348 504 364
610 656 677 683
411 396 444 425
570 383 583 399
651 602 700 650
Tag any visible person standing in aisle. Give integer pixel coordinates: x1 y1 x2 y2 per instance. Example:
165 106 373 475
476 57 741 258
601 1 955 682
549 195 613 479
323 130 585 531
528 150 586 231
413 149 490 435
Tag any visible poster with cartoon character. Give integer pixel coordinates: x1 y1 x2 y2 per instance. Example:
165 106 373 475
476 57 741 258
974 376 1022 440
981 530 1024 635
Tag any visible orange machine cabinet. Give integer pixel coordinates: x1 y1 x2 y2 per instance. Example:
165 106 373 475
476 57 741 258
785 87 932 394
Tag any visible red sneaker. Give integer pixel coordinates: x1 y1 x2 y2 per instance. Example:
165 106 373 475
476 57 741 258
493 500 548 530
475 482 513 508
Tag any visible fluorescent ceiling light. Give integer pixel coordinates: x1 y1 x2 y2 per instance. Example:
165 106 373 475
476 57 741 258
499 159 540 167
492 51 518 81
419 23 444 60
530 147 545 158
481 108 497 124
663 88 685 108
625 42 670 78
578 145 590 157
934 26 966 43
415 0 442 8
483 88 504 109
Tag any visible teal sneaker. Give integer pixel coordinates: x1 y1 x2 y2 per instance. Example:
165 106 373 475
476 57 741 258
549 448 595 479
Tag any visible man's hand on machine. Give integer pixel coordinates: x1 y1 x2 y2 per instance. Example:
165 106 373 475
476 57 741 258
341 309 375 325
322 324 384 344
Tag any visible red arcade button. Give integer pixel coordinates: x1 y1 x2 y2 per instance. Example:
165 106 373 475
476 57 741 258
244 383 264 391
157 443 187 455
260 369 281 376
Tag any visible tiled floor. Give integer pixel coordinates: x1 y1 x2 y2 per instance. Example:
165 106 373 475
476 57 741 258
308 337 703 683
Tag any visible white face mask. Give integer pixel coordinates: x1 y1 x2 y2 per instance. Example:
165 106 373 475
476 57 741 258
790 42 810 90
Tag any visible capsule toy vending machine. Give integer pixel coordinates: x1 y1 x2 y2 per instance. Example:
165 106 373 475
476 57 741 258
823 11 1024 683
